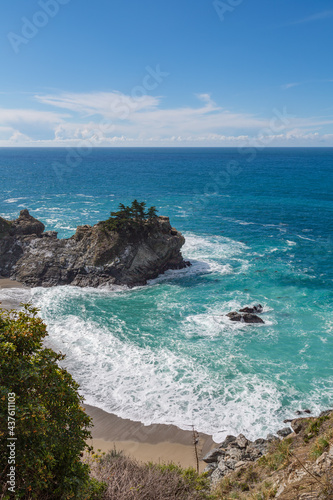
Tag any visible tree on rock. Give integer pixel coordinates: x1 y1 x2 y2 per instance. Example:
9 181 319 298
105 200 159 232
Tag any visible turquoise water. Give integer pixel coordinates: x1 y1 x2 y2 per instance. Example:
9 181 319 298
1 147 332 441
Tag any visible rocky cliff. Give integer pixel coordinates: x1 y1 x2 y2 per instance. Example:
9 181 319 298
204 410 333 499
0 210 189 287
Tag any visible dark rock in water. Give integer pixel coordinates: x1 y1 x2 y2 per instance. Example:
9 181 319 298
0 210 189 288
239 304 263 314
277 427 292 438
227 312 242 321
303 409 311 414
243 313 265 324
227 312 264 324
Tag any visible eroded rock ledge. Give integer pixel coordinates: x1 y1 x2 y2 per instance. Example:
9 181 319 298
0 210 190 287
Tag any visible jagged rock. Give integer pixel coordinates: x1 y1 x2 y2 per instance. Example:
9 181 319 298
10 209 45 236
0 210 189 287
236 434 249 448
277 427 292 438
245 441 268 460
239 304 263 314
203 448 224 464
226 311 265 324
219 435 237 448
227 448 243 462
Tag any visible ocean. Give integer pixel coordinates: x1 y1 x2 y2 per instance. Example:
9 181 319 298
0 147 332 442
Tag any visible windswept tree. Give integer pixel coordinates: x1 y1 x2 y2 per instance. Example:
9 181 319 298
105 200 158 232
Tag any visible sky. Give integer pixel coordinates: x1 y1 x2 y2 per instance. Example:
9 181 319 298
0 0 333 147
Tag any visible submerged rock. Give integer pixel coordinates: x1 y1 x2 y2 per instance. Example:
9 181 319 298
0 210 190 288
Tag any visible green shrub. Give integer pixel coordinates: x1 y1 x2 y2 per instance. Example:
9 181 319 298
0 305 103 499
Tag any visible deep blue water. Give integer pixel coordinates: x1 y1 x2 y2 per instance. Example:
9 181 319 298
1 147 332 441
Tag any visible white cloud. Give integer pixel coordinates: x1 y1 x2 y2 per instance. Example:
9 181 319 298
0 91 332 147
0 108 67 125
289 10 333 25
35 91 160 118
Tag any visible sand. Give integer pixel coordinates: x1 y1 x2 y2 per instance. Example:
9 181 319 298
0 277 29 309
84 404 216 471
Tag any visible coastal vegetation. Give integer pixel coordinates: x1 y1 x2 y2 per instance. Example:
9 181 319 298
104 200 158 232
0 306 102 499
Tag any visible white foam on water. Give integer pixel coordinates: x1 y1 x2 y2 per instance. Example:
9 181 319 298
149 233 249 284
0 287 32 306
297 234 316 242
31 286 287 442
15 229 330 443
4 197 27 203
183 233 249 275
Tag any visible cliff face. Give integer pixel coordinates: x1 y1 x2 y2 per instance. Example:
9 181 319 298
0 210 189 287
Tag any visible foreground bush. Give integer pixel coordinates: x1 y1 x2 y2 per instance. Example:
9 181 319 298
0 305 103 499
87 449 214 500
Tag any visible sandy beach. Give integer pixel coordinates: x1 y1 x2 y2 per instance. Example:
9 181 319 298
84 404 216 471
0 278 217 470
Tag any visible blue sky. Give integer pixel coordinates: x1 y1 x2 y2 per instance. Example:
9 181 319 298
1 0 333 146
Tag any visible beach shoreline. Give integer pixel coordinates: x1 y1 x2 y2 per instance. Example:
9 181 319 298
84 404 216 471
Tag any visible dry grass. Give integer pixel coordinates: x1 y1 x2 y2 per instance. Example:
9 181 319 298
86 448 214 500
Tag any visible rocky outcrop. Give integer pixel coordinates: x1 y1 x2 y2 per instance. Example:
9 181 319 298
226 304 265 324
205 410 333 499
203 433 272 485
0 210 190 287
